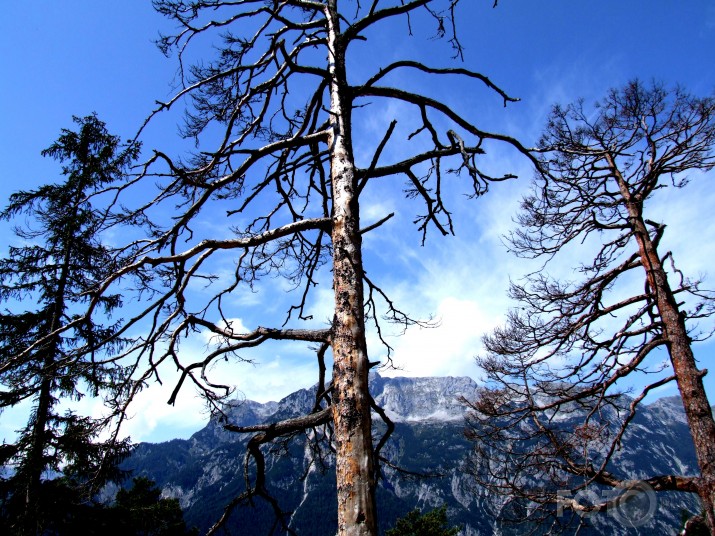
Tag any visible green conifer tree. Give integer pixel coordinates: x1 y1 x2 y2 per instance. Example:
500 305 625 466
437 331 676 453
386 505 460 536
110 477 198 536
0 114 138 534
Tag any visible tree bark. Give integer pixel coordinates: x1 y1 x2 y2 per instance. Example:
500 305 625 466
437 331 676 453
325 2 378 535
612 158 715 531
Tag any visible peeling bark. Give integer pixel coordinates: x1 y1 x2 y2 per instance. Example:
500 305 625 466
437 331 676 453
326 2 377 534
103 2 531 534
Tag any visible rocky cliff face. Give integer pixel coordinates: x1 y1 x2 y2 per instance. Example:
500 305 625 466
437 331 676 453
125 376 701 535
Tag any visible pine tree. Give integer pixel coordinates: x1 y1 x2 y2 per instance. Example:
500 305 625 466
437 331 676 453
109 477 198 536
0 114 138 534
466 80 715 531
386 506 460 536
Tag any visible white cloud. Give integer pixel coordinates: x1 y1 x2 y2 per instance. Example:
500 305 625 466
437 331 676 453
119 378 208 443
648 173 715 278
381 296 491 379
116 339 321 443
199 316 250 346
370 226 520 381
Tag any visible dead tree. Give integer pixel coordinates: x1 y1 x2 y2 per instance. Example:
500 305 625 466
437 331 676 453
12 1 535 534
465 80 715 532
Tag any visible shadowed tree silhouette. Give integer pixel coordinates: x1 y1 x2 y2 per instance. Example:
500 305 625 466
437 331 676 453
0 114 137 535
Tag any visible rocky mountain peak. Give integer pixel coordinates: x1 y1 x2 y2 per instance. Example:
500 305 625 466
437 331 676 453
371 373 478 422
218 373 479 429
127 375 702 536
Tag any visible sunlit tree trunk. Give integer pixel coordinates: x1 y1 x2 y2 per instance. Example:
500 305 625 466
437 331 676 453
326 2 378 534
612 159 715 531
98 2 529 533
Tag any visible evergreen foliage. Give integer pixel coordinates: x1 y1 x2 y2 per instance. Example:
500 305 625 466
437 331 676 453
0 476 197 536
110 477 198 536
0 114 138 534
386 505 460 536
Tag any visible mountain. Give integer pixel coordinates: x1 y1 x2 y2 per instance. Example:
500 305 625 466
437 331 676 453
124 375 701 535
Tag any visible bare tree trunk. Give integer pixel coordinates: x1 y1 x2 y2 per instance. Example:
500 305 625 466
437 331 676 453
326 2 377 535
634 223 715 530
613 161 715 530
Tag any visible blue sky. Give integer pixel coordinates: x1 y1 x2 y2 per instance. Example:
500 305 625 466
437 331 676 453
1 2 715 443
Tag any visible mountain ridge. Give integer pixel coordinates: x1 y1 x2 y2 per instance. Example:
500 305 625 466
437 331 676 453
125 374 701 535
